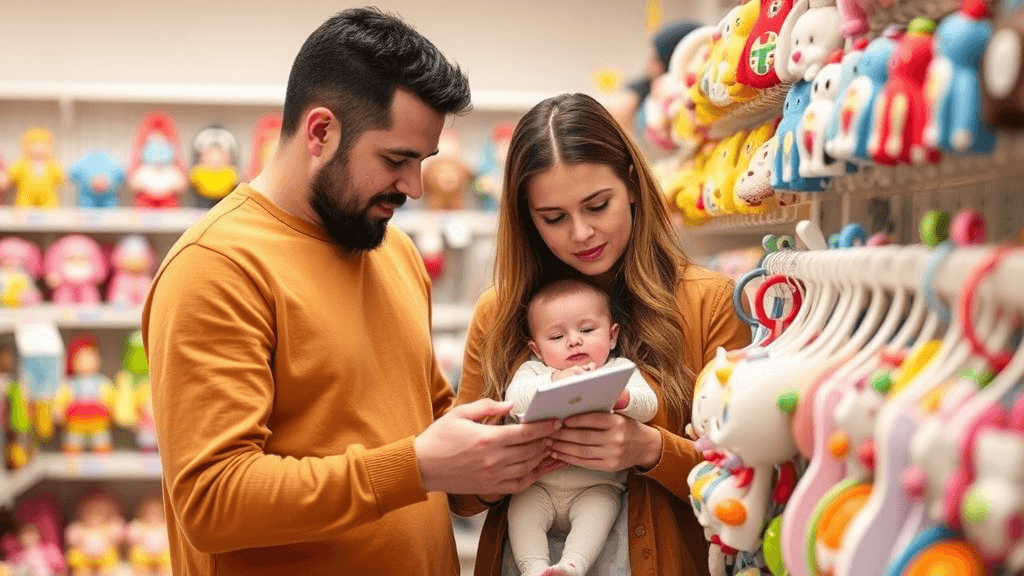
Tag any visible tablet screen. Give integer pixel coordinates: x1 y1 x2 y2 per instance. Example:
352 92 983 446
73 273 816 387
521 360 636 422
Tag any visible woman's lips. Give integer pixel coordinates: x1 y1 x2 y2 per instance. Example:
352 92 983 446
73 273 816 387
574 244 605 262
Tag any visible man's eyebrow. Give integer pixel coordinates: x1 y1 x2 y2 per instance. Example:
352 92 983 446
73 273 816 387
384 148 439 160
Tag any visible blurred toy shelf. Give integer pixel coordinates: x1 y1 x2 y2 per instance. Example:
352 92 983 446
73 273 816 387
681 198 819 237
0 81 560 113
0 452 162 505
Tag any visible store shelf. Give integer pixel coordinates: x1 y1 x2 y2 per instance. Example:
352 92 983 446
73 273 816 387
0 207 208 234
0 304 142 330
0 81 559 113
681 201 816 236
0 451 162 505
708 83 790 140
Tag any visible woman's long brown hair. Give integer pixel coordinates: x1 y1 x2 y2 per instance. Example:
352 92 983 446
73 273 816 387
482 93 697 426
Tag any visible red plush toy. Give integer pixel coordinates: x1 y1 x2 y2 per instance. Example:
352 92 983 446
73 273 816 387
737 0 796 89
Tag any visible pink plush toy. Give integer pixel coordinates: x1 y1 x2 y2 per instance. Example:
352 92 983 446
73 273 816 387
106 235 156 307
43 235 107 305
0 237 43 307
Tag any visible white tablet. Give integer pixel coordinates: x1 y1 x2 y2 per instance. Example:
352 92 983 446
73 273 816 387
521 360 636 423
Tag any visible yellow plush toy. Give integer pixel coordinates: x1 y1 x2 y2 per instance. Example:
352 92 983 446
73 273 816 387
673 143 716 226
717 0 763 104
666 25 718 157
701 131 749 215
731 122 779 215
9 128 63 208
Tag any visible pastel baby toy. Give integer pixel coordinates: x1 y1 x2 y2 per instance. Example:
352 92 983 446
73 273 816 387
735 136 780 209
9 128 63 209
129 113 188 208
826 27 901 162
774 81 831 191
0 499 66 576
65 493 126 576
245 114 282 182
0 237 43 308
43 234 108 305
714 0 763 106
924 0 996 154
127 497 170 576
869 18 942 165
823 38 870 163
775 0 844 84
738 0 797 89
190 125 240 208
666 26 717 156
692 12 736 124
732 122 779 215
672 144 715 226
106 235 156 308
982 2 1024 127
54 335 114 453
836 0 870 39
961 427 1024 568
798 52 847 178
70 151 124 209
702 132 748 215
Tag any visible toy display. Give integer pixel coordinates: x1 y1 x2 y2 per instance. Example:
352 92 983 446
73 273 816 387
422 130 472 211
69 152 124 209
982 0 1024 127
823 37 870 164
43 235 107 305
54 335 114 454
9 128 63 209
14 323 62 443
714 0 762 106
473 122 514 211
737 0 797 90
106 236 156 308
64 493 125 576
731 122 778 214
667 25 717 156
126 497 170 576
797 51 846 178
128 113 187 208
114 330 154 451
774 0 844 84
774 80 830 191
924 0 996 154
245 114 282 182
2 345 33 470
869 18 942 166
0 498 65 576
0 238 43 308
190 125 240 208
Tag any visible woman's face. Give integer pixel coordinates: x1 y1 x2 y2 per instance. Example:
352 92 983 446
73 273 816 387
526 162 634 278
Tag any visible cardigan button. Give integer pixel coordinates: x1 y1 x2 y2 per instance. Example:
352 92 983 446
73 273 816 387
634 526 646 537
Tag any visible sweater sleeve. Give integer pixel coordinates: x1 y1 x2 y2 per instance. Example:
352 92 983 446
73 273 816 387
610 358 658 423
144 244 428 554
505 360 553 420
641 277 751 496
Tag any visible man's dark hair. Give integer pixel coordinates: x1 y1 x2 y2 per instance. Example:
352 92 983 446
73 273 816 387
282 7 472 151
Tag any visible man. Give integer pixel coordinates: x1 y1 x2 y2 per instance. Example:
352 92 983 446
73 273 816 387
143 8 559 575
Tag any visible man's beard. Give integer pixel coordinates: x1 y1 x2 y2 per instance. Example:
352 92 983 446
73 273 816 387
310 152 406 251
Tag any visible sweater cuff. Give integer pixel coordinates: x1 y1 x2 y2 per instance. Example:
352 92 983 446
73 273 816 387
363 436 428 516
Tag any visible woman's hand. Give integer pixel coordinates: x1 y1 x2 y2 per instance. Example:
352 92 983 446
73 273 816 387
547 411 663 472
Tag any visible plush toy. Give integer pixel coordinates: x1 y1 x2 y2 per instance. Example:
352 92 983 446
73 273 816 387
798 51 847 177
2 345 33 470
823 37 871 165
114 330 154 451
714 0 763 106
869 18 942 165
43 235 107 305
735 136 780 208
422 130 472 210
128 113 188 208
14 323 62 444
0 237 43 308
106 235 156 308
961 427 1024 569
836 0 870 39
65 493 125 576
190 125 240 208
9 128 63 209
691 12 735 124
667 26 717 156
774 0 844 84
473 122 514 211
54 335 114 454
0 498 65 576
924 0 996 154
70 152 124 209
672 143 715 226
828 26 901 162
245 114 282 182
127 497 170 576
982 4 1024 127
738 0 797 89
732 122 779 214
702 132 749 215
774 81 831 191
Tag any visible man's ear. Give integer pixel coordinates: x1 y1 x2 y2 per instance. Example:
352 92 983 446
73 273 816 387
304 107 340 160
528 341 541 359
610 323 620 350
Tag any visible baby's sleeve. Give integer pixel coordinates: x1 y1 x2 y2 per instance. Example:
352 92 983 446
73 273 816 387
612 357 658 423
505 360 554 420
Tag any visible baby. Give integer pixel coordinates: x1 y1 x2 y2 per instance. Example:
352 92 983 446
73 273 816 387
505 278 657 576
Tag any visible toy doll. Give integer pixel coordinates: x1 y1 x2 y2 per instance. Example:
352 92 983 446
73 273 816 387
774 81 831 191
54 335 114 454
43 235 107 305
14 323 62 444
924 0 996 154
0 237 43 308
798 51 847 178
735 137 780 208
65 493 125 576
422 130 472 210
774 0 844 84
128 113 187 208
0 498 66 576
472 122 514 211
105 236 156 308
731 122 778 215
869 18 941 165
737 0 797 90
823 38 870 163
126 497 170 576
69 152 124 209
190 125 239 208
2 345 33 470
714 0 763 106
245 114 282 182
8 128 63 209
114 331 154 451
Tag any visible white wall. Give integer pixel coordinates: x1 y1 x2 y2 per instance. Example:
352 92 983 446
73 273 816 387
0 0 715 92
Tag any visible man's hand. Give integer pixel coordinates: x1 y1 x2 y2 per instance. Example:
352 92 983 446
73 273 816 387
414 399 562 495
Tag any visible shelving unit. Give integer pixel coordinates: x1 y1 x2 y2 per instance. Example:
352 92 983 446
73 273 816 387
0 452 162 506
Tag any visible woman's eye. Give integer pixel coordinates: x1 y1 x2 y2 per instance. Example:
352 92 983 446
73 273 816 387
587 201 609 212
542 214 566 224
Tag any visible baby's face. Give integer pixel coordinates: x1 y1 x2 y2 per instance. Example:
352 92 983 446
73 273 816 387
528 290 618 370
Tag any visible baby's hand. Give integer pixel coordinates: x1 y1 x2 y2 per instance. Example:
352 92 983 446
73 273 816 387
552 363 595 380
613 389 630 411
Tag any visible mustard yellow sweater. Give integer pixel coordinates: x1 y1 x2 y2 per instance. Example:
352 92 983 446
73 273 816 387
143 186 457 575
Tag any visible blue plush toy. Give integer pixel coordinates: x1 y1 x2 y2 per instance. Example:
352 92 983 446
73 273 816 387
773 80 830 192
825 28 901 163
924 0 997 154
823 38 869 173
69 151 124 209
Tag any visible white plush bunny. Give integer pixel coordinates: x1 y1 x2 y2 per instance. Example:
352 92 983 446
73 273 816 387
775 0 844 83
798 58 846 177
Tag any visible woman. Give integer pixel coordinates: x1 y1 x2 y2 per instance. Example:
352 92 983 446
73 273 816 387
451 93 750 576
